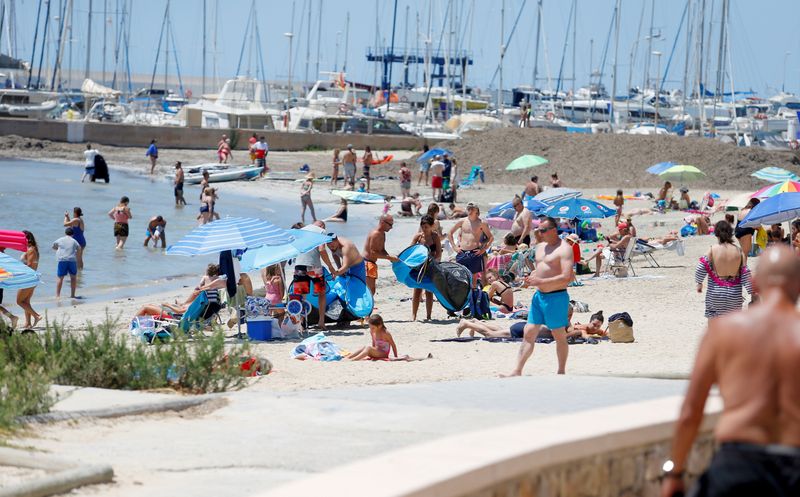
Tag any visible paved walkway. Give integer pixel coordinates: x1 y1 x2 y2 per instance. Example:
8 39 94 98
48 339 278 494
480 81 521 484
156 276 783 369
20 376 688 497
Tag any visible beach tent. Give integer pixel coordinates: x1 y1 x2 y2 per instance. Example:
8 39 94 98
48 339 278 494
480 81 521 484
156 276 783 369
657 165 706 183
416 148 453 164
646 161 676 175
505 155 549 171
751 180 800 199
0 252 40 290
750 167 799 183
540 198 616 220
739 192 800 228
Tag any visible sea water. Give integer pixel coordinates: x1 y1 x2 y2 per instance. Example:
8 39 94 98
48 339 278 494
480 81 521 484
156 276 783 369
0 159 378 308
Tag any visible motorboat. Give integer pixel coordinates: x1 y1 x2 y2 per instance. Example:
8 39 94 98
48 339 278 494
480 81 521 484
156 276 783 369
167 164 262 184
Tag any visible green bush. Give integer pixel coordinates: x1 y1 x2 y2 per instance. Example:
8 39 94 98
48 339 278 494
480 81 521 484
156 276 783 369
0 315 255 429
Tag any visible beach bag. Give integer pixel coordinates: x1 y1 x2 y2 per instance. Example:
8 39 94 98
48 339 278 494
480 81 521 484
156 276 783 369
607 320 634 343
467 288 492 320
438 189 454 203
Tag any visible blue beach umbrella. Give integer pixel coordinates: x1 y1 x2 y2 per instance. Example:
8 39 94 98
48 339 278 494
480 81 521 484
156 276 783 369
240 229 334 271
0 252 40 290
647 161 676 175
533 187 582 204
416 148 453 164
540 198 616 220
166 217 294 256
750 167 799 183
488 198 548 218
739 192 800 228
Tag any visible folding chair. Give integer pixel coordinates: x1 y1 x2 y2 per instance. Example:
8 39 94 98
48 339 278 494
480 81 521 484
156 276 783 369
459 165 484 188
604 241 637 277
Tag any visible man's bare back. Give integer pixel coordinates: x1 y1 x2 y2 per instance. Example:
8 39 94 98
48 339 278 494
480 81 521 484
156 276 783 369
343 150 356 164
511 207 532 237
524 181 539 197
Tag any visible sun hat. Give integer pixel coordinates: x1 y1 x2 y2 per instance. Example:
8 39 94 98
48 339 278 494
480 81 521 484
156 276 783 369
566 233 580 243
617 222 628 230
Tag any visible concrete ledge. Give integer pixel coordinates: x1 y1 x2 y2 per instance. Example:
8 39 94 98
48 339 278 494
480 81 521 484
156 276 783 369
256 395 722 497
0 447 113 497
18 395 216 424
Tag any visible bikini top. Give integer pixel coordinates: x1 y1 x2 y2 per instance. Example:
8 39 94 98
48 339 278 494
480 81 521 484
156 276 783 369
701 246 745 286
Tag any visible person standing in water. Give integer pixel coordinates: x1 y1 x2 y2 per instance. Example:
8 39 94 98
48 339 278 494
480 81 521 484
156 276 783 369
16 231 41 328
81 144 99 183
63 207 86 269
108 196 132 249
144 216 167 248
300 172 317 223
173 162 186 206
145 139 158 174
53 228 80 298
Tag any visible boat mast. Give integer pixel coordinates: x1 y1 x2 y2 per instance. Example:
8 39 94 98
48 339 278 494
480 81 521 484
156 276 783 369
202 0 206 95
315 0 322 80
680 0 693 115
51 0 72 91
627 1 645 105
571 0 577 109
610 0 621 130
386 0 399 115
463 0 474 113
696 0 705 134
27 0 44 88
532 0 542 111
102 0 107 84
641 0 655 126
497 0 504 117
85 0 92 81
305 0 311 86
342 11 349 72
711 0 728 127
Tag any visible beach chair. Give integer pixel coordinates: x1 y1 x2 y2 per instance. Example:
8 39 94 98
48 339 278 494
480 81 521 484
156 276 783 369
459 165 484 188
633 239 685 268
603 240 637 277
155 291 225 335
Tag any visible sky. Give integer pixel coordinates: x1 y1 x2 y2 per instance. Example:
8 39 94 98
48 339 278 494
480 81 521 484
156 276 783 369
11 0 800 97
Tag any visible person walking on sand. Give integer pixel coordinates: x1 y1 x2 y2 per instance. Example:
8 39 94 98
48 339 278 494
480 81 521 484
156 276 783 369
448 203 494 286
331 148 342 186
255 136 269 177
399 161 412 198
16 231 41 328
108 196 132 249
362 146 374 192
81 143 99 183
143 216 167 248
503 216 574 376
346 314 398 360
173 162 186 206
247 133 258 164
217 134 230 163
63 207 86 269
342 144 357 189
53 227 80 298
660 246 800 497
695 220 752 322
300 172 317 223
410 215 442 321
145 139 158 174
362 215 400 296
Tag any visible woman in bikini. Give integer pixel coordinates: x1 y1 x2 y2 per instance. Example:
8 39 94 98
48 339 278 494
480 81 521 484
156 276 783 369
410 215 442 321
300 172 317 223
696 220 753 321
64 207 86 268
16 231 41 328
198 188 215 225
346 314 397 360
107 196 132 249
331 149 342 186
325 198 348 223
484 268 514 313
735 198 760 264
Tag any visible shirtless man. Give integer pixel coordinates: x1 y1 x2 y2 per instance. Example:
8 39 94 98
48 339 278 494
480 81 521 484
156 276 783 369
586 224 633 277
448 203 467 219
326 235 366 282
173 162 186 206
448 203 494 285
362 215 400 295
510 195 533 245
661 246 800 497
143 216 167 248
524 176 541 199
430 155 445 200
342 145 357 189
503 216 574 376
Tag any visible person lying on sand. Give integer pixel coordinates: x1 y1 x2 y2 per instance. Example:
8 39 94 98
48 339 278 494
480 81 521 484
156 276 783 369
457 307 575 340
346 314 397 360
572 311 607 338
448 202 468 219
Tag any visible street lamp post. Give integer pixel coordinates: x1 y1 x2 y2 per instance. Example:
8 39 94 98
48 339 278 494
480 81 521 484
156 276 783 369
284 32 294 132
783 51 791 93
652 51 662 132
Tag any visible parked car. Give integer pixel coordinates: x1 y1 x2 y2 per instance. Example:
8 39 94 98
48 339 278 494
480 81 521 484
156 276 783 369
341 117 411 135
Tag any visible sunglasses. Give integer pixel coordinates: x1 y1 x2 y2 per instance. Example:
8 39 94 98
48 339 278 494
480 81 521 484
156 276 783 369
383 220 394 227
537 226 553 233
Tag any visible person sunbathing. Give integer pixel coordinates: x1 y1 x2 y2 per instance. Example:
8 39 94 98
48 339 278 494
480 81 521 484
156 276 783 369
448 202 468 219
458 306 574 339
134 264 227 318
346 314 397 360
586 225 633 276
572 311 606 338
485 269 514 313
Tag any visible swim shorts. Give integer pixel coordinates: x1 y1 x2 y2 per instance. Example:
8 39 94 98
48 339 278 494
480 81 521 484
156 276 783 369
57 260 78 277
431 176 443 188
734 226 755 239
365 260 378 279
690 442 800 497
363 165 371 179
400 180 411 191
113 222 129 237
307 268 326 294
527 289 570 330
345 260 367 281
344 163 356 180
456 250 484 275
419 162 430 172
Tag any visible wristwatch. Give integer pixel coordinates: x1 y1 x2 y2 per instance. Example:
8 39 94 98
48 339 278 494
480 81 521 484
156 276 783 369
662 460 685 479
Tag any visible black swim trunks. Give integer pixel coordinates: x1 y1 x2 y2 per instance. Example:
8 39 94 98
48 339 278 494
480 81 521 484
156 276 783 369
689 442 800 497
456 250 484 274
113 222 129 238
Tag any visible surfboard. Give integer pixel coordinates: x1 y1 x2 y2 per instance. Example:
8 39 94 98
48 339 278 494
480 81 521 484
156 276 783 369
330 190 386 204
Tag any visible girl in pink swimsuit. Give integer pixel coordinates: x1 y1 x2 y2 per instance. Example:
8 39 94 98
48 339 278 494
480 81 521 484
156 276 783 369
346 314 397 360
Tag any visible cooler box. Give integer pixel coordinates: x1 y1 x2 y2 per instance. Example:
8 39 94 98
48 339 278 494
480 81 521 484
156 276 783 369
247 317 274 341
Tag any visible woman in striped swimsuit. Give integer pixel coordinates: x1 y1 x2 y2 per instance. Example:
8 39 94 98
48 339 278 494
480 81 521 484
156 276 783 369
695 220 753 320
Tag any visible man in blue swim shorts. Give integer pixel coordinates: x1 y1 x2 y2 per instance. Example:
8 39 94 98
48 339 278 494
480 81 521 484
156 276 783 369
503 217 575 376
53 227 81 298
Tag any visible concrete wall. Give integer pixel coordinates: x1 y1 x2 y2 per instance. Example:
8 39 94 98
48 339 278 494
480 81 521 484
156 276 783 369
258 396 723 497
0 117 438 151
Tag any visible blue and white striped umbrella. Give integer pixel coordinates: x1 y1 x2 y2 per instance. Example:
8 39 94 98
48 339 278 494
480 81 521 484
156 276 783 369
240 229 334 271
166 217 294 256
750 167 799 183
488 198 548 218
0 252 40 290
533 187 582 204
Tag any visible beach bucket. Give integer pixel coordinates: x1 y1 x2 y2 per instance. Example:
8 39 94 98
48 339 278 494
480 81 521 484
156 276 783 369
247 317 273 341
608 320 634 343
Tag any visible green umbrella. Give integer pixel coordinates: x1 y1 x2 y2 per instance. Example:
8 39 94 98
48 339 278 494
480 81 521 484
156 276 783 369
505 154 549 171
658 164 706 183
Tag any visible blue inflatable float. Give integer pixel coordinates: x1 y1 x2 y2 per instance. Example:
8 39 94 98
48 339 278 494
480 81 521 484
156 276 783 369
392 245 472 312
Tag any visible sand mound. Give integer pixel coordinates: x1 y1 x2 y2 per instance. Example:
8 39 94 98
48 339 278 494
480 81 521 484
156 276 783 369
437 128 800 190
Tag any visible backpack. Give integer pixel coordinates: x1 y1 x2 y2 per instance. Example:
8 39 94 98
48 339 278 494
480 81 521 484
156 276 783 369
438 189 454 203
467 288 492 320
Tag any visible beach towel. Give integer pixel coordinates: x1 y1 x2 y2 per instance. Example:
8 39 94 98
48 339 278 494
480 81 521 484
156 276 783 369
291 332 343 361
